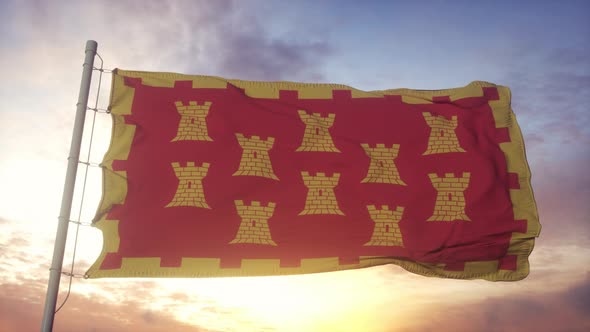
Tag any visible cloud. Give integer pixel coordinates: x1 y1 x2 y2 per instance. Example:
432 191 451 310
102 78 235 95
2 0 333 81
0 239 50 284
500 47 590 148
5 235 29 247
404 276 590 332
564 273 590 314
0 275 294 332
214 32 332 81
527 157 590 245
97 0 334 81
0 282 212 332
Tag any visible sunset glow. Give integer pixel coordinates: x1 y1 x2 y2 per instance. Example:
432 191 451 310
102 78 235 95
1 1 589 331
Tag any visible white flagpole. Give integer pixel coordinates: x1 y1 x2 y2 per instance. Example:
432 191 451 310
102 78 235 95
41 40 98 332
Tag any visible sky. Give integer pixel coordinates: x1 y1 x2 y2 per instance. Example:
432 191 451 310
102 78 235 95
0 0 589 331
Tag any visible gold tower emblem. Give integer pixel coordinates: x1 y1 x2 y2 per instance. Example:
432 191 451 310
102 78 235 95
171 101 213 142
296 110 340 152
166 162 210 209
361 143 406 185
428 172 471 221
230 200 277 246
364 205 405 247
299 172 344 215
233 133 279 180
422 112 465 154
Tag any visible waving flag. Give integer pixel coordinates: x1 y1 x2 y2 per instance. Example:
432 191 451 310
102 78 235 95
87 69 540 281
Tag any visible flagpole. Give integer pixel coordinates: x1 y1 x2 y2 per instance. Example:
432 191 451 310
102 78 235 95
41 40 98 332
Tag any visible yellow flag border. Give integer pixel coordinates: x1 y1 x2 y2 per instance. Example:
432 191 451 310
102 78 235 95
87 69 540 281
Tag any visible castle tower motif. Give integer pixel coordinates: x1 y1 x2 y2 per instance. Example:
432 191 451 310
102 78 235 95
171 101 213 142
361 143 406 185
299 172 344 215
296 110 340 152
230 200 277 246
428 172 471 221
233 133 279 180
166 162 210 209
422 112 466 155
364 205 405 247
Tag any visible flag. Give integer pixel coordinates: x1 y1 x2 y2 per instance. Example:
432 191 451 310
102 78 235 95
87 69 540 281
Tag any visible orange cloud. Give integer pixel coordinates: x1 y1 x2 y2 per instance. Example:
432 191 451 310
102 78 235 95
404 275 590 332
0 282 210 332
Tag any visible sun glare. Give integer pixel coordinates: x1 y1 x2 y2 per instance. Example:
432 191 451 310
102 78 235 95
153 270 407 332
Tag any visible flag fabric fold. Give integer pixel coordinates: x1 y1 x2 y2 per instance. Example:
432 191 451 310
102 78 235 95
87 69 540 281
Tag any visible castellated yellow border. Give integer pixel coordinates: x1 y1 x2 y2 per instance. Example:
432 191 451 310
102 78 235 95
87 70 540 281
93 72 136 220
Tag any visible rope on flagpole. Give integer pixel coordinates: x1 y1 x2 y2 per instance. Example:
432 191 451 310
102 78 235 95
68 219 92 227
93 66 112 73
42 40 98 332
54 51 111 314
87 107 110 114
